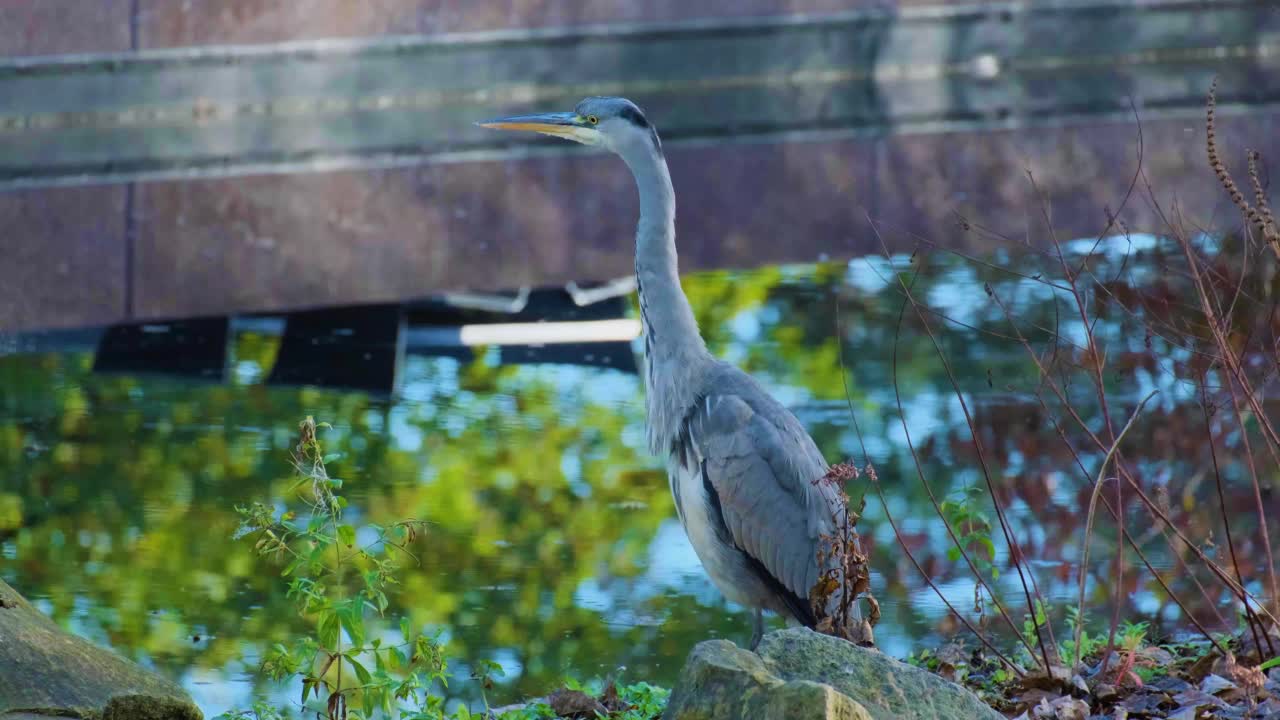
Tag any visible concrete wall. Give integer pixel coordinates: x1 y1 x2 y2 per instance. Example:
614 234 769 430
5 0 956 55
6 109 1274 330
1 0 1277 331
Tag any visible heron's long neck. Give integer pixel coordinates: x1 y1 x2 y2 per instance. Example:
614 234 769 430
621 144 708 453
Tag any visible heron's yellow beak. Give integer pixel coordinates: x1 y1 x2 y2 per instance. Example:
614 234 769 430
477 112 599 144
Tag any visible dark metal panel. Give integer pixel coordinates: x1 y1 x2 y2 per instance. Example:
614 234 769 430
92 316 229 380
266 304 405 393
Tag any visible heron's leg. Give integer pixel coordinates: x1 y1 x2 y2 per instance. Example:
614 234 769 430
749 610 764 651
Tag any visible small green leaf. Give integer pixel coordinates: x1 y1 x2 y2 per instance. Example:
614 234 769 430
339 603 366 648
323 452 344 463
319 610 340 649
1261 655 1280 671
338 524 356 547
977 536 996 559
346 654 373 685
307 543 328 568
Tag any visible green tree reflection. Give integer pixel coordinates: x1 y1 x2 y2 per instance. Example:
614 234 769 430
1 245 1274 714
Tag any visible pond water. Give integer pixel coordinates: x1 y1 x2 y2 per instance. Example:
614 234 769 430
1 236 1274 715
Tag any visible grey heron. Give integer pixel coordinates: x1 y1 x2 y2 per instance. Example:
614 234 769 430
480 97 853 649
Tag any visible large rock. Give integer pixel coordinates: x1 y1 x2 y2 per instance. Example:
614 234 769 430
0 579 201 720
665 628 1003 720
661 638 872 720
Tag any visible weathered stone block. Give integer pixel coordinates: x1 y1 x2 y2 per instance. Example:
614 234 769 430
0 186 127 331
0 1 131 56
665 627 1002 720
0 579 201 720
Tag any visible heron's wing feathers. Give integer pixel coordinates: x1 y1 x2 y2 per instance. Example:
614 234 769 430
684 393 840 625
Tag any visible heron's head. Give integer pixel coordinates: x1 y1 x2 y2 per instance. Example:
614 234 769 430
478 96 661 157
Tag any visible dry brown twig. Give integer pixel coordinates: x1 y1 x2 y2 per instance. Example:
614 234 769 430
868 225 1055 672
811 461 878 646
839 244 1039 661
1072 389 1158 670
1206 78 1279 254
1248 149 1275 233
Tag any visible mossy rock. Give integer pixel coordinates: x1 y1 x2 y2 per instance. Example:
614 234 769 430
661 638 872 720
0 579 201 720
665 628 1002 720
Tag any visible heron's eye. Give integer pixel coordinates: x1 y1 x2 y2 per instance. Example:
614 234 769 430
587 115 599 125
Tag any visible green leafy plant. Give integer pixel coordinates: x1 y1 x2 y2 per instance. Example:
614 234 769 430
1020 599 1050 663
218 702 289 720
493 682 669 720
216 417 671 720
469 658 505 716
939 485 999 628
611 682 670 720
221 417 443 720
1119 620 1149 651
1059 607 1104 664
940 485 998 586
905 649 935 670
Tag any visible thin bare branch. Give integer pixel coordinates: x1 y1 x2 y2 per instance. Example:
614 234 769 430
867 473 1025 675
1226 375 1280 622
873 242 1042 661
1073 390 1158 669
872 221 1055 672
833 294 869 466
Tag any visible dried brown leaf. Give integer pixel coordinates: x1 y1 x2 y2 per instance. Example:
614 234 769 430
1093 683 1119 703
1047 695 1090 720
1020 663 1072 691
547 688 608 718
599 681 624 712
936 641 968 667
1201 673 1237 696
1224 652 1266 698
1119 690 1169 715
818 462 860 486
1017 688 1058 712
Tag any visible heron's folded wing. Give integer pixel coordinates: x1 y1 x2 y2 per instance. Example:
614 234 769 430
686 394 837 623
